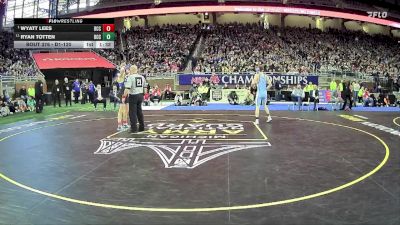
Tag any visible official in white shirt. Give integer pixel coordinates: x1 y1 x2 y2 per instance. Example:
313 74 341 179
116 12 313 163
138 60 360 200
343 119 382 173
124 65 146 133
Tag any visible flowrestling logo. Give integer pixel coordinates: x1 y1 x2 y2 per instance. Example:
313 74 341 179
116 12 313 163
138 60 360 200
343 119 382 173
95 120 271 169
367 11 388 18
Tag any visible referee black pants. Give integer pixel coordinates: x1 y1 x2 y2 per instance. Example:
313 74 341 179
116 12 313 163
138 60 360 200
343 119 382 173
129 94 144 132
35 94 43 113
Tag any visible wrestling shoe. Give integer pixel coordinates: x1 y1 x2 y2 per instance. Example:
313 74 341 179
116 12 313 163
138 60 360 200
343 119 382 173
123 124 130 130
255 119 259 125
267 116 272 123
117 126 123 131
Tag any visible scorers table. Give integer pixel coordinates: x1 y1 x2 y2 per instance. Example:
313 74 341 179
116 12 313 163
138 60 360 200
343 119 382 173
13 18 115 49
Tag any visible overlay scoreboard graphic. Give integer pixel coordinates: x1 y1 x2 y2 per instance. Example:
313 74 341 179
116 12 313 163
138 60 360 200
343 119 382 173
13 18 115 49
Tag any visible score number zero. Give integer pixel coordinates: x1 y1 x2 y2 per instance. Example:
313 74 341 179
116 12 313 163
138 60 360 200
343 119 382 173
94 24 115 41
93 24 115 32
94 33 114 40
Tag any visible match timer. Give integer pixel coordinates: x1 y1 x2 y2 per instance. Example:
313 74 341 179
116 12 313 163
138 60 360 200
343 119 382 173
14 18 116 49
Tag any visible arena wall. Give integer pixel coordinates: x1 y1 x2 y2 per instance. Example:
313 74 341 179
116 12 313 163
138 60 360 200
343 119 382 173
125 17 146 28
284 15 316 28
392 29 400 38
147 78 175 90
344 21 363 31
324 18 343 30
216 13 261 24
265 14 282 27
362 23 391 35
147 14 205 26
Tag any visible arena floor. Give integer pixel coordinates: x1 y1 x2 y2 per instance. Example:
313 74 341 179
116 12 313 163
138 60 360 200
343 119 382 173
0 110 399 225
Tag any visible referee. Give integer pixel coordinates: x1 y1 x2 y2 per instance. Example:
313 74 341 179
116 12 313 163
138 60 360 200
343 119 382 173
124 65 146 133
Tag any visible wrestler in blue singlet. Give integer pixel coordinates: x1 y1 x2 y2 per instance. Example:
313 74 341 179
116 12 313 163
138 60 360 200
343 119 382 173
256 72 268 106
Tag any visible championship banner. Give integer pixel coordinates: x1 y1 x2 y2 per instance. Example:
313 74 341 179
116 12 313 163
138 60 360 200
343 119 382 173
210 89 249 103
179 73 318 86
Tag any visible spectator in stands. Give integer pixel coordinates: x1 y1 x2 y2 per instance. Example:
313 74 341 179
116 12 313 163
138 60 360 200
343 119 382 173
210 82 219 90
19 85 28 102
329 80 337 97
274 79 282 101
250 84 257 101
363 88 372 107
357 86 364 103
332 86 344 110
192 93 204 106
52 79 62 107
81 83 88 104
372 72 379 92
395 75 400 92
203 78 212 99
16 98 27 112
370 93 378 107
352 80 360 107
235 84 240 89
163 84 173 100
72 79 81 104
63 78 72 107
199 24 400 74
291 84 304 110
203 77 210 87
228 90 239 105
174 92 183 106
0 31 34 79
377 93 389 107
93 84 107 110
109 85 120 110
197 83 209 102
27 96 35 111
189 83 197 99
27 84 35 98
223 84 229 89
2 85 10 103
4 25 398 78
150 85 162 104
146 83 151 94
339 80 344 95
242 87 255 106
376 84 382 93
8 99 17 113
303 82 313 103
387 74 394 93
0 99 10 117
143 89 150 106
309 85 319 111
121 25 198 73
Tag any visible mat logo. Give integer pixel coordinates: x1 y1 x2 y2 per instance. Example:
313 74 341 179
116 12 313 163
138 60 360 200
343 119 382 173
94 138 271 169
95 121 271 169
141 122 245 138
